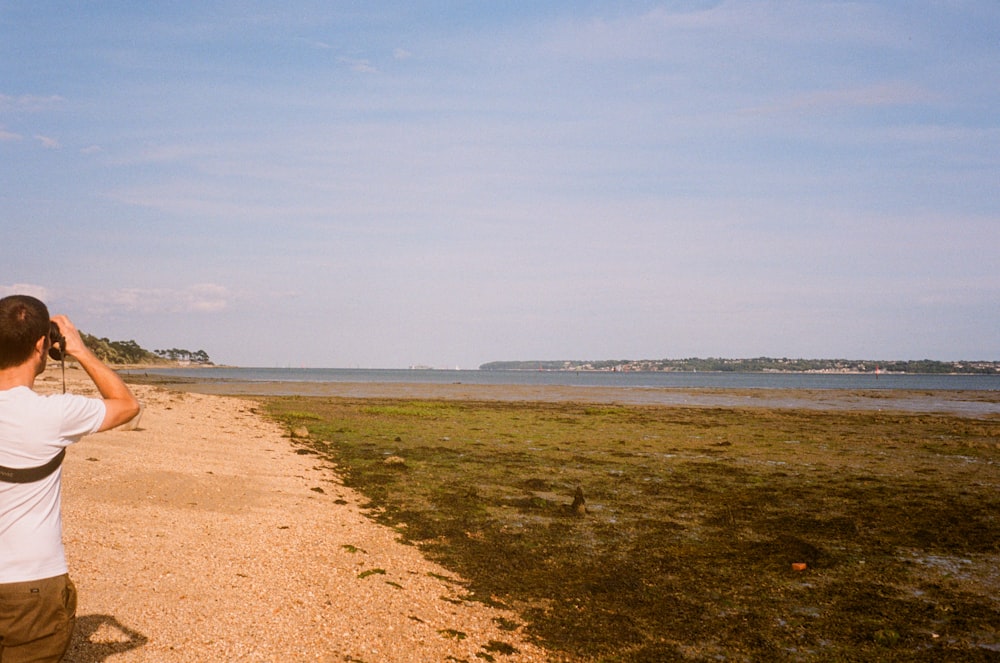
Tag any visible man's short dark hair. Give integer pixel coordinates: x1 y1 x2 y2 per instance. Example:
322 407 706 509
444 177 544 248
0 295 51 369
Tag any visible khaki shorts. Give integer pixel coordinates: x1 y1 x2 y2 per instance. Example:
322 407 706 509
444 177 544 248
0 574 77 663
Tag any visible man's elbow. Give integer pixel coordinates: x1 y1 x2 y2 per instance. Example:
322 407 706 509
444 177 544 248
100 397 143 432
123 398 141 422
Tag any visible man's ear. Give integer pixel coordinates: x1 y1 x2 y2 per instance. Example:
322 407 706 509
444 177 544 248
35 334 48 356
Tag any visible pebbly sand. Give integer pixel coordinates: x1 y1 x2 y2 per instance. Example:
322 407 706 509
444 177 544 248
34 365 548 662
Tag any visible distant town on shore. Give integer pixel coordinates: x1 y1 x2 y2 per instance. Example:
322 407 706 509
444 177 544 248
78 332 998 374
480 358 1000 375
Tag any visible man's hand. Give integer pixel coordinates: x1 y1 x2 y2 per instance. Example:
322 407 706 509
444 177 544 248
50 315 88 360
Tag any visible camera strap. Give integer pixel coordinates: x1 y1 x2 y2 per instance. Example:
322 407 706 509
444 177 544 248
0 449 66 484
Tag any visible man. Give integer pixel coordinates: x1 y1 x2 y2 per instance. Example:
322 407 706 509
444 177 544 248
0 294 140 661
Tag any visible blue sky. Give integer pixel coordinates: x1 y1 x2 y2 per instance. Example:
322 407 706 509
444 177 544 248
2 1 998 368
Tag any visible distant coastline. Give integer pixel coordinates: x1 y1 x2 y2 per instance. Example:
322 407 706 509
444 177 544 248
480 358 1000 375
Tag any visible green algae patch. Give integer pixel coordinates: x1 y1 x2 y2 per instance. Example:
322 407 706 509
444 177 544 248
266 396 1000 661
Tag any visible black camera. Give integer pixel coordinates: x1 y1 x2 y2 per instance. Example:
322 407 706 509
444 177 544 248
48 321 67 361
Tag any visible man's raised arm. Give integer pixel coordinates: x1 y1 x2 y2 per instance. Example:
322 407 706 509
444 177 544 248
51 315 140 431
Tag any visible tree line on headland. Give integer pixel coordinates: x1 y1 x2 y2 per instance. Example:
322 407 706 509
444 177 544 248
80 333 212 366
480 358 1000 374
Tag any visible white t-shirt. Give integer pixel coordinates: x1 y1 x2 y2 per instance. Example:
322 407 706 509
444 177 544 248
0 386 105 583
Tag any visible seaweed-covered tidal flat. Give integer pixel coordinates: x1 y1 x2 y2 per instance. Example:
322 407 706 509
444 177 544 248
265 394 1000 661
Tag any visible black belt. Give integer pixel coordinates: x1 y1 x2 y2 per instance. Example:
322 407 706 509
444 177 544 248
0 449 66 484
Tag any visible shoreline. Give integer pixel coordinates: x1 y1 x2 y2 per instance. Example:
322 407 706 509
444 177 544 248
119 373 1000 418
32 364 1000 659
35 365 548 662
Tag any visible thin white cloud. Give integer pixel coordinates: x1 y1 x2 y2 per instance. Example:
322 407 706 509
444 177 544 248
742 82 935 116
543 2 906 62
0 283 51 300
883 124 1000 144
393 48 412 60
104 180 293 220
34 134 61 149
337 56 377 74
105 284 231 314
119 144 212 165
297 36 333 50
0 94 65 112
0 127 22 141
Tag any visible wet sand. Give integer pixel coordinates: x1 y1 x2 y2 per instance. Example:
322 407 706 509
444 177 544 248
141 377 1000 418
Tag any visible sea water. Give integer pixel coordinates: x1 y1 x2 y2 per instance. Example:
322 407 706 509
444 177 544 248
124 366 1000 391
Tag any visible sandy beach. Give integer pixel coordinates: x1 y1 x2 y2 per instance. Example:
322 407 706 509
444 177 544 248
34 365 548 662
